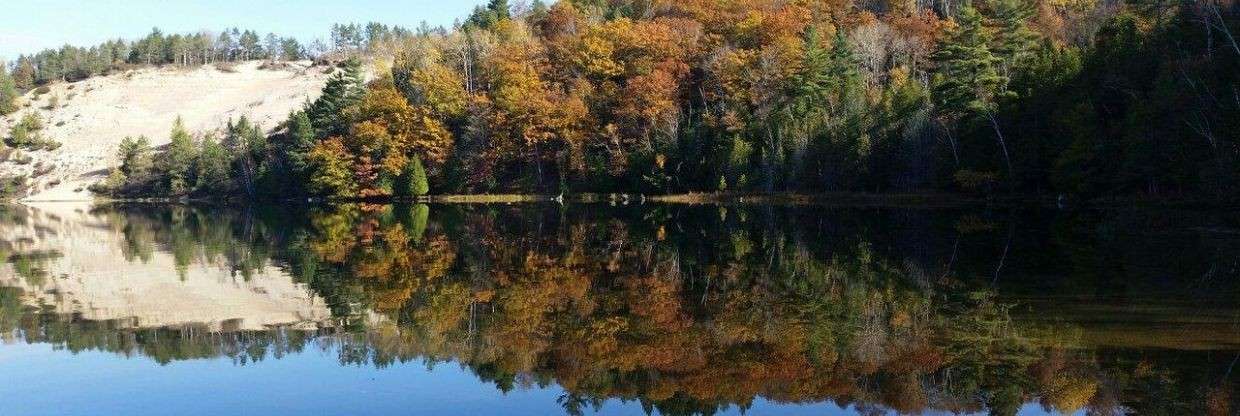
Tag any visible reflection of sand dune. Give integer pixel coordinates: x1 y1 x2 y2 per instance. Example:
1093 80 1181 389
0 203 333 331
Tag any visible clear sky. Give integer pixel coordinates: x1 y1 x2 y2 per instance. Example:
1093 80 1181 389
0 0 489 61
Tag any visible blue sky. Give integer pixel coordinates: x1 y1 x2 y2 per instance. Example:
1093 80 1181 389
0 0 489 61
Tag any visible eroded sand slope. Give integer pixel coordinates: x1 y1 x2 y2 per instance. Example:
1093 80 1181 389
0 61 332 201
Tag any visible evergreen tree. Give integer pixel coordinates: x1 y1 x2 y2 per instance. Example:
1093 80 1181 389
117 135 154 180
397 156 430 196
264 33 281 60
12 57 35 91
280 38 303 61
489 0 511 19
934 7 1009 116
195 135 231 192
223 116 266 196
466 0 511 29
217 30 236 61
933 6 1014 178
158 117 198 195
991 0 1039 76
284 111 317 175
101 167 128 195
784 29 868 190
307 57 365 137
136 28 165 65
239 30 262 60
0 63 17 115
364 22 390 50
530 0 550 21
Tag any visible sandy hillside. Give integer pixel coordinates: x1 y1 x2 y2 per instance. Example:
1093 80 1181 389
0 61 333 201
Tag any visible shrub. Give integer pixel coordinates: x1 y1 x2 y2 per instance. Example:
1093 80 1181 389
33 163 55 177
43 94 59 110
214 62 238 73
90 168 128 196
397 156 430 197
11 151 32 165
5 113 43 148
0 176 27 199
258 61 291 71
4 113 59 151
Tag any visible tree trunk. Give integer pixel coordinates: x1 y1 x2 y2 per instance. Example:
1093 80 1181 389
764 127 778 192
1208 2 1240 57
985 111 1014 183
940 119 960 166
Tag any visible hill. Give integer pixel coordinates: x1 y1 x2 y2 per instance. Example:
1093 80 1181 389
0 61 332 201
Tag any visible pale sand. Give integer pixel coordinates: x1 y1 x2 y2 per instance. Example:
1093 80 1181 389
0 61 333 201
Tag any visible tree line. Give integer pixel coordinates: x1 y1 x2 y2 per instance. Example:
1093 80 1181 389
88 0 1240 202
0 20 430 102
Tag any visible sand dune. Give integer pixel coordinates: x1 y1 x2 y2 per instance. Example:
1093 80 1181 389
0 61 332 201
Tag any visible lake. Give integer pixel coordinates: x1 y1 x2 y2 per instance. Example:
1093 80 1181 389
1 202 1237 415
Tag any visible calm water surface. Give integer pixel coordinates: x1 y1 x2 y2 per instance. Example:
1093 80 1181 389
1 202 1237 415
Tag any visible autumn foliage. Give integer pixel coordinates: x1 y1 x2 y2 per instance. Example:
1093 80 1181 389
89 0 1240 201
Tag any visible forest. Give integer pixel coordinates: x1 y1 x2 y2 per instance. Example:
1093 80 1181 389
6 0 1239 202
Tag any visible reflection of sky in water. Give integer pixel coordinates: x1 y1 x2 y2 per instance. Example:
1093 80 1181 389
0 343 866 416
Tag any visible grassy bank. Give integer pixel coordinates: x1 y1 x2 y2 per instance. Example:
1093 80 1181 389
422 194 554 204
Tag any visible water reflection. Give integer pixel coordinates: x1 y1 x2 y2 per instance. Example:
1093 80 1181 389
1 202 1238 415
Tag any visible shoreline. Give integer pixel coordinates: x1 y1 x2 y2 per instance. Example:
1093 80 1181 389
13 191 1237 209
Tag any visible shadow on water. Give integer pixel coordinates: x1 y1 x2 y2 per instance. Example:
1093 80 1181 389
0 202 1238 415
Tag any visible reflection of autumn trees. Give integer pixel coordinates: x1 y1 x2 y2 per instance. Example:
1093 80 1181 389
2 204 1237 415
282 204 1238 415
305 205 455 313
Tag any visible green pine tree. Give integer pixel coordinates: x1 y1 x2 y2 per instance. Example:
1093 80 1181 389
991 0 1039 76
466 0 511 29
0 63 17 115
933 6 1015 178
222 116 267 196
530 0 550 20
12 57 35 91
159 116 199 195
195 135 232 192
285 111 317 175
307 57 365 137
117 135 154 180
786 28 869 190
397 156 430 197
